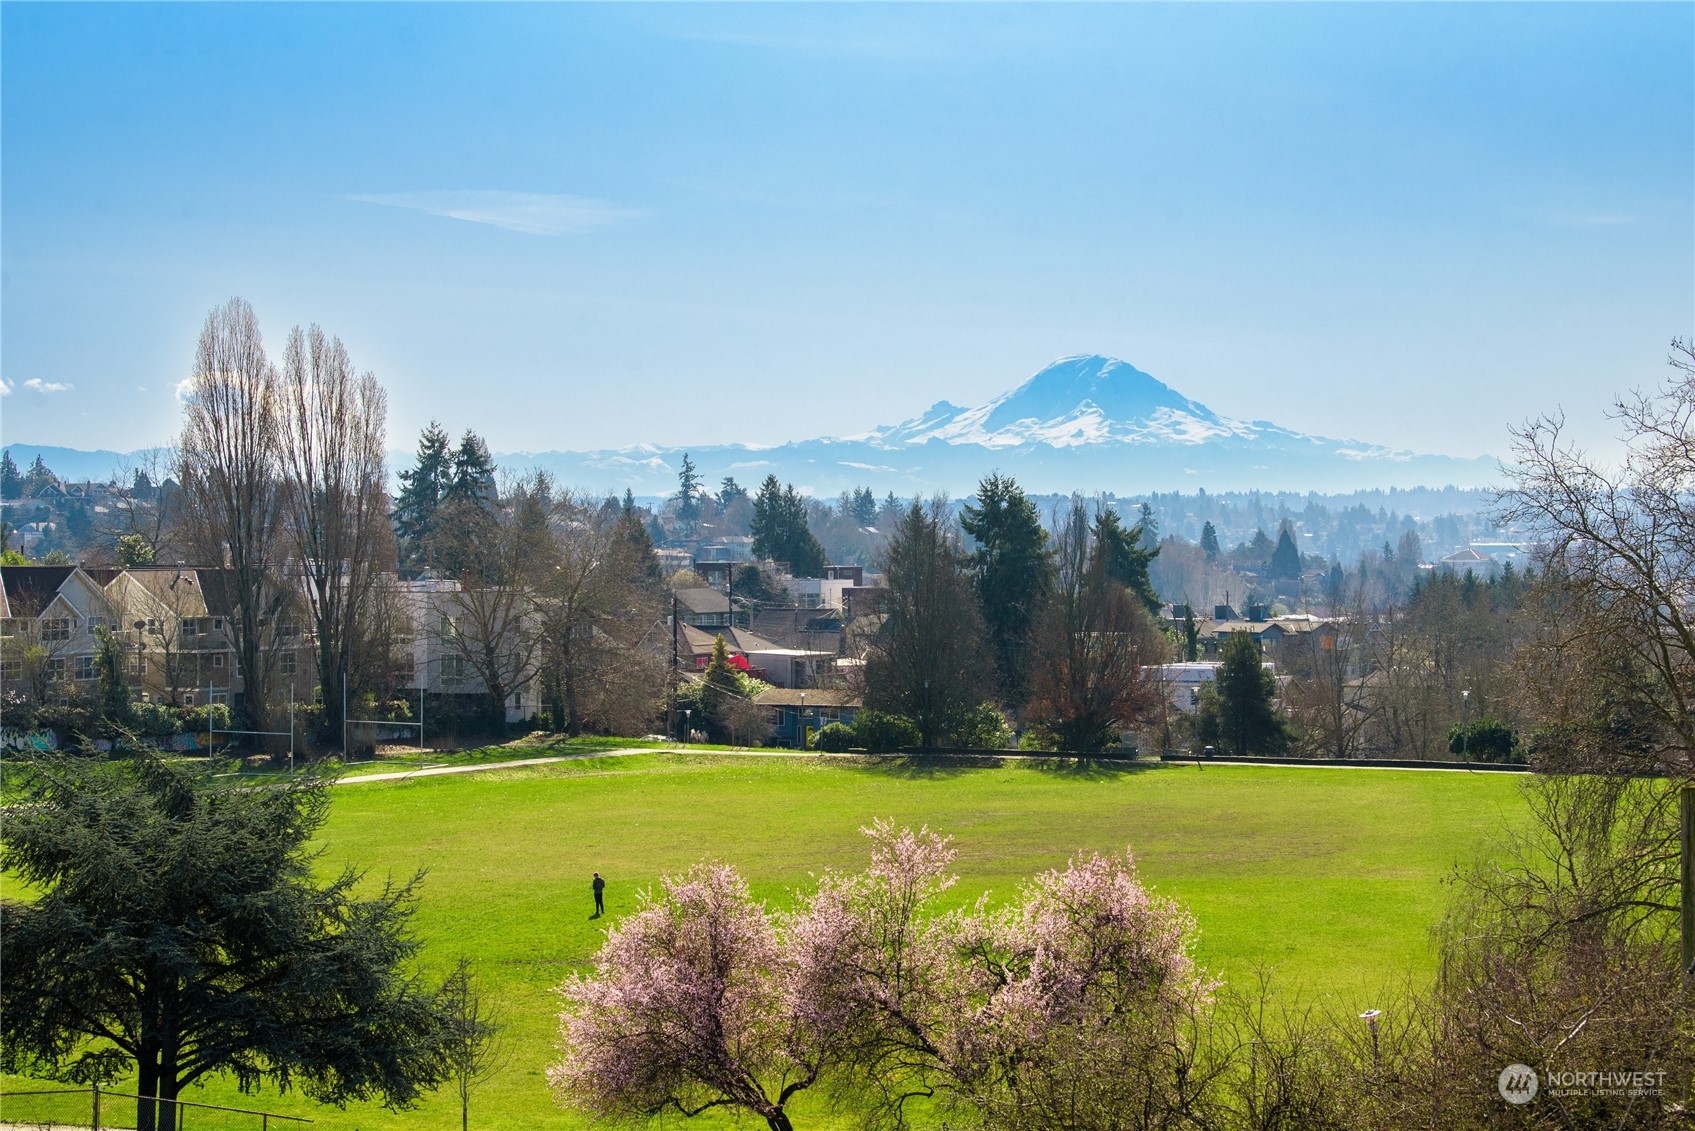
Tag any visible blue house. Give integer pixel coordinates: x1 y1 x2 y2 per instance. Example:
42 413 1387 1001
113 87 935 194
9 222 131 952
754 687 862 748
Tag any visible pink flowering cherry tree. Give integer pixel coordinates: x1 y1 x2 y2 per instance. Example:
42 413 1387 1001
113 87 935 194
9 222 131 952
550 862 835 1131
553 827 1214 1131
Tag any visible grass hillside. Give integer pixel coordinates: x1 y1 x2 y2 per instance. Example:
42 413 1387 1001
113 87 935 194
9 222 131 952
2 753 1527 1130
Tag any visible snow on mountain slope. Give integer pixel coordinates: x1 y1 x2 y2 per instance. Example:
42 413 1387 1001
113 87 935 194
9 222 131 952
865 355 1262 449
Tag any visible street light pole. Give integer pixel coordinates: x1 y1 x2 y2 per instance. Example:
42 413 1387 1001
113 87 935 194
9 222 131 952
1461 689 1471 760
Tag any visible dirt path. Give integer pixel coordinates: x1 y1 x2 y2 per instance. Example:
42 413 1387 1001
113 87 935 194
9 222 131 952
334 745 827 785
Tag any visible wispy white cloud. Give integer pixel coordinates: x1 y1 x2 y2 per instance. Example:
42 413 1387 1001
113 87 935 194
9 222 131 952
23 378 72 394
0 378 12 396
175 378 197 404
346 190 640 236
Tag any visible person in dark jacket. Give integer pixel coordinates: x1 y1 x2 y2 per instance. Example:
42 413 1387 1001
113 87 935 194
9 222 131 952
592 871 605 917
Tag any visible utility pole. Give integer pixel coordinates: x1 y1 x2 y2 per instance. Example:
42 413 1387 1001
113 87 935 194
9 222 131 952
667 592 679 740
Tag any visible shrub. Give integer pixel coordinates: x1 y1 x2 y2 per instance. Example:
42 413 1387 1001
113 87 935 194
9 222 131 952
851 710 919 753
180 703 232 736
1447 716 1521 763
130 701 181 738
950 701 1014 749
812 722 857 753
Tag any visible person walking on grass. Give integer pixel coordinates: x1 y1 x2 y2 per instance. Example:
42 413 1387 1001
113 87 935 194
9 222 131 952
592 871 605 918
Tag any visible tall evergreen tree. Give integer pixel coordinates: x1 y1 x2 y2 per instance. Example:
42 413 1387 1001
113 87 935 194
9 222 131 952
445 431 496 506
393 421 452 566
1091 506 1162 615
1198 631 1289 756
614 497 662 585
0 451 21 499
1200 520 1221 561
750 475 826 577
1136 502 1160 552
674 453 703 533
717 477 747 507
960 473 1052 704
864 500 988 747
25 454 56 494
847 486 878 526
1270 522 1302 579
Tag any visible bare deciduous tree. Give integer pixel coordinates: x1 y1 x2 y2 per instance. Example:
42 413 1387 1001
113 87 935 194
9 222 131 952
176 298 286 735
431 476 551 731
536 492 664 736
277 325 392 742
1023 499 1166 753
1502 339 1695 776
438 957 504 1131
864 499 988 747
1284 601 1374 760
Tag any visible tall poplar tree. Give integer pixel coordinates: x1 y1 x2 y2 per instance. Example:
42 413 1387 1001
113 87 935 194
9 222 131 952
177 297 285 736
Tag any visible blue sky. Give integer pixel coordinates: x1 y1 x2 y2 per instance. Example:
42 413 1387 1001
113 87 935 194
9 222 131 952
3 2 1690 464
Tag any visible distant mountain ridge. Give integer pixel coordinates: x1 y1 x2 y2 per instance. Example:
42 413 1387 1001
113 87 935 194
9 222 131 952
4 355 1500 497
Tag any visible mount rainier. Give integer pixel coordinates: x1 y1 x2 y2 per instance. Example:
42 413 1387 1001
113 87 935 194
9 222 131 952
2 355 1499 498
504 354 1497 497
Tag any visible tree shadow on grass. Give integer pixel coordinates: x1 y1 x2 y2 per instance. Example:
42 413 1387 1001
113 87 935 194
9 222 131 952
838 753 1163 781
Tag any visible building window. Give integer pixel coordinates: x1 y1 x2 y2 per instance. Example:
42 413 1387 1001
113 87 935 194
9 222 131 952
74 655 97 681
441 655 465 680
1 657 21 681
182 619 200 637
280 651 296 677
46 656 66 680
41 618 71 642
0 619 15 637
276 614 300 639
212 654 226 669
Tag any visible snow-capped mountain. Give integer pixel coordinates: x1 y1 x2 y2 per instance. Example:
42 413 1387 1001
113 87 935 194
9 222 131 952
488 353 1494 496
4 355 1500 499
863 355 1265 449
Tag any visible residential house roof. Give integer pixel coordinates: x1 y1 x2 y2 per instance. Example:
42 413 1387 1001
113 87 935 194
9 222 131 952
675 587 730 616
0 565 77 618
753 688 862 709
679 624 778 657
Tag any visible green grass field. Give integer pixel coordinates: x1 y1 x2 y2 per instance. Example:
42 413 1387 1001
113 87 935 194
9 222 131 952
2 752 1528 1131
